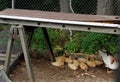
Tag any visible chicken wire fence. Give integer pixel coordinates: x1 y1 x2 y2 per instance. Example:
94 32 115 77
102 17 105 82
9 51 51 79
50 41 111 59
0 0 120 15
0 0 120 80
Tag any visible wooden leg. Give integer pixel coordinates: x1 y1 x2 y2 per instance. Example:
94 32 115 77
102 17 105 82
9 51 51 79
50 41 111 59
42 28 55 62
18 25 35 82
4 26 14 75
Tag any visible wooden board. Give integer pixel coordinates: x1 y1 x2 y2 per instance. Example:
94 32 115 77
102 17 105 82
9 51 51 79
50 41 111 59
0 9 120 22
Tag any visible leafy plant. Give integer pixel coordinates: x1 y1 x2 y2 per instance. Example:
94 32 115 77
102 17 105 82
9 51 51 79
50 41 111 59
64 32 81 53
81 32 118 54
48 29 69 54
30 28 69 53
30 28 47 51
30 28 118 55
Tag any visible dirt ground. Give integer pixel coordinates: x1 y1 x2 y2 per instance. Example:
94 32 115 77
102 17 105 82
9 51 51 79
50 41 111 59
9 52 116 82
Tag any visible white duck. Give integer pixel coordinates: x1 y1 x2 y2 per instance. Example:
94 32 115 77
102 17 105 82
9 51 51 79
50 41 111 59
98 50 119 73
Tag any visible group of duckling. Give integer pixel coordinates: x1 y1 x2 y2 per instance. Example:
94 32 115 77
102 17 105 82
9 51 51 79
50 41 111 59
51 54 103 71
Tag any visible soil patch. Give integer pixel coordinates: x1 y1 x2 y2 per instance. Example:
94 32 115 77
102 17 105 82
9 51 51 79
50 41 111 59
9 52 116 82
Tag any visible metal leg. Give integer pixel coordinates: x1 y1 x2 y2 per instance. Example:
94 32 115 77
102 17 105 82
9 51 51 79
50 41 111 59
4 26 14 74
24 26 36 48
42 28 55 62
18 25 35 82
24 26 55 62
27 30 34 48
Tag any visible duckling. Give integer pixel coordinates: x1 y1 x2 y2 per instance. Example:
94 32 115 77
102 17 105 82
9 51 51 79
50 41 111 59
86 60 96 68
51 61 64 67
73 59 80 67
79 62 88 71
51 55 65 67
94 60 103 66
78 58 88 63
65 55 73 63
55 54 66 62
85 55 97 68
86 55 96 61
68 63 78 70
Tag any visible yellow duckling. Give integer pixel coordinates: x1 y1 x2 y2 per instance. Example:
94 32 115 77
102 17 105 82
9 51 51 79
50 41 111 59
65 55 73 63
51 55 65 67
86 60 96 68
73 59 80 67
68 63 78 70
85 55 97 68
55 54 66 62
79 62 88 71
51 61 64 67
78 58 88 63
94 60 103 66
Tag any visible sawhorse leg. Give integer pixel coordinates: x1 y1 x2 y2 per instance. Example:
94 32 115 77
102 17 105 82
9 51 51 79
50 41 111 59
24 26 55 62
4 27 14 74
4 25 35 82
18 25 35 82
42 28 55 62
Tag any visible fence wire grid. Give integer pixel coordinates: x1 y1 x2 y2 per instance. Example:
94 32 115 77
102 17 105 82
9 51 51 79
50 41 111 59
0 0 120 15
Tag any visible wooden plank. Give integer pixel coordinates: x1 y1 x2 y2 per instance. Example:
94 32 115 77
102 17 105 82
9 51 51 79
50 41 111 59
0 9 120 22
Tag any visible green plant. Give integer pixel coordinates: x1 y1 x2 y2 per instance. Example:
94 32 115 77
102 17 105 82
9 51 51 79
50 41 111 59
48 29 69 54
81 32 118 54
30 28 118 55
64 32 81 53
30 28 69 53
30 28 47 51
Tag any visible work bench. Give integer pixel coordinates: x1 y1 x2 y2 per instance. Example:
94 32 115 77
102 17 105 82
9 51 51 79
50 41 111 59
0 9 120 82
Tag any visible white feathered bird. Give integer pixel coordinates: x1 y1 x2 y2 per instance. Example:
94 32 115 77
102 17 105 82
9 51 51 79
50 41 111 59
98 50 119 72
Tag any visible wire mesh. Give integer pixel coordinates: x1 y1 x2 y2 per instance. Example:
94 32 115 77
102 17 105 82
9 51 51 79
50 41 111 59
0 0 11 10
0 0 120 15
0 1 120 81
